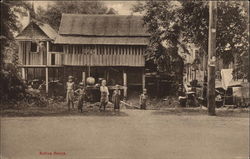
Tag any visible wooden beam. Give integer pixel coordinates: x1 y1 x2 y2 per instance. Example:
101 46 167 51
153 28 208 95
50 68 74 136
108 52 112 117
45 67 49 93
46 42 49 65
46 41 49 93
21 68 25 80
123 69 127 99
107 68 110 82
82 71 86 85
142 68 145 90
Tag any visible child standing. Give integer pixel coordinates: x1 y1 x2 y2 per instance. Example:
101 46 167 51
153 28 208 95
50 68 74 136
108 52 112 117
100 80 109 111
140 88 148 110
66 76 75 111
112 85 121 112
75 82 86 113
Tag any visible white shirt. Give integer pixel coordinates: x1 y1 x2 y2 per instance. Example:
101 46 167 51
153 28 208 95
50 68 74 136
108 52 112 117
100 86 109 96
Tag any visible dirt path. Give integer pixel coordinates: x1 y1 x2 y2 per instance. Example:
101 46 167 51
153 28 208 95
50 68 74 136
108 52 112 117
1 110 249 159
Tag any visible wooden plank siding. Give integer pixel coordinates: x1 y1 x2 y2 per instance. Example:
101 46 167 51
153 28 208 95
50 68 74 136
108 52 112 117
63 45 146 67
18 42 145 67
19 41 63 66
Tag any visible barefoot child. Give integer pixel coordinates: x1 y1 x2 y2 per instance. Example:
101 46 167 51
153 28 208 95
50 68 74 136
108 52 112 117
140 88 148 110
112 85 121 112
100 80 109 111
66 76 75 111
75 82 86 113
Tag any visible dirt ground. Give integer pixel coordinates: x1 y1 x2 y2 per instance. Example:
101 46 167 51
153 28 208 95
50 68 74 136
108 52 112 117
1 109 249 159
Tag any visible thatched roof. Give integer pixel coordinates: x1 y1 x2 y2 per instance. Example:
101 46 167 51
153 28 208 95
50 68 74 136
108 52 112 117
59 14 149 36
15 21 57 41
55 14 150 45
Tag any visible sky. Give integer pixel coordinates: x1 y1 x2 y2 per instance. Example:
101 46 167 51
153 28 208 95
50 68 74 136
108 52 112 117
20 1 141 28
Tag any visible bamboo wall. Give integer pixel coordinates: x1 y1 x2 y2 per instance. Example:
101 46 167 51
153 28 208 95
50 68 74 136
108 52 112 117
63 45 146 67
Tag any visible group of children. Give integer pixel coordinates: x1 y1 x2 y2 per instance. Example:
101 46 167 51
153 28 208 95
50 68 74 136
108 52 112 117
66 76 147 112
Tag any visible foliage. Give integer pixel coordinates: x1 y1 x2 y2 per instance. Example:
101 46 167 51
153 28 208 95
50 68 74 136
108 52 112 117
36 1 117 30
0 0 32 103
0 0 33 64
1 1 21 65
132 1 249 78
0 41 26 102
181 1 248 65
134 1 184 82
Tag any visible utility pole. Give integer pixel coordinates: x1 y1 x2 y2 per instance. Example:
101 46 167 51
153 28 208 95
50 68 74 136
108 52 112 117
207 1 217 116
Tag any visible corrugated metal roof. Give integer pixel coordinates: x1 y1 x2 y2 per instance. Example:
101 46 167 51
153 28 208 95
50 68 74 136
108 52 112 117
15 21 57 40
55 35 149 45
59 14 150 37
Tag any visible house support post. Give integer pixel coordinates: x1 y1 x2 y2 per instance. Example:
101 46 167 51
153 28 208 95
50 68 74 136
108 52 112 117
21 68 26 80
45 67 49 93
123 69 127 99
46 41 49 94
107 68 110 82
142 68 145 90
82 71 86 85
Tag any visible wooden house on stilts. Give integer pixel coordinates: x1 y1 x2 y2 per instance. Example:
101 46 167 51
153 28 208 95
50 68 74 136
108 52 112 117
15 20 59 93
16 14 150 98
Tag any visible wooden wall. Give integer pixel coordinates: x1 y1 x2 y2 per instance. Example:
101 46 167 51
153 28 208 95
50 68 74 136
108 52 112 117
18 41 63 66
19 42 146 67
63 45 146 67
48 52 63 66
19 41 44 65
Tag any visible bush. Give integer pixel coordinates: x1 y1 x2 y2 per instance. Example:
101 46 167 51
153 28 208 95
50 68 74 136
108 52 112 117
0 65 26 103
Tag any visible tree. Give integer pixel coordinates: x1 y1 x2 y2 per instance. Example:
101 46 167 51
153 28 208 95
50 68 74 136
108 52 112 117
181 1 248 65
132 1 249 79
36 1 116 30
0 0 32 102
133 1 185 83
0 0 33 62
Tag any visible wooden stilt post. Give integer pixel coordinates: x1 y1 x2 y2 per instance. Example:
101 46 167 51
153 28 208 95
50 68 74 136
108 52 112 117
46 41 49 94
207 1 217 115
107 68 110 83
82 71 86 85
142 68 145 90
45 67 49 93
123 69 127 99
88 66 91 77
21 68 25 80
